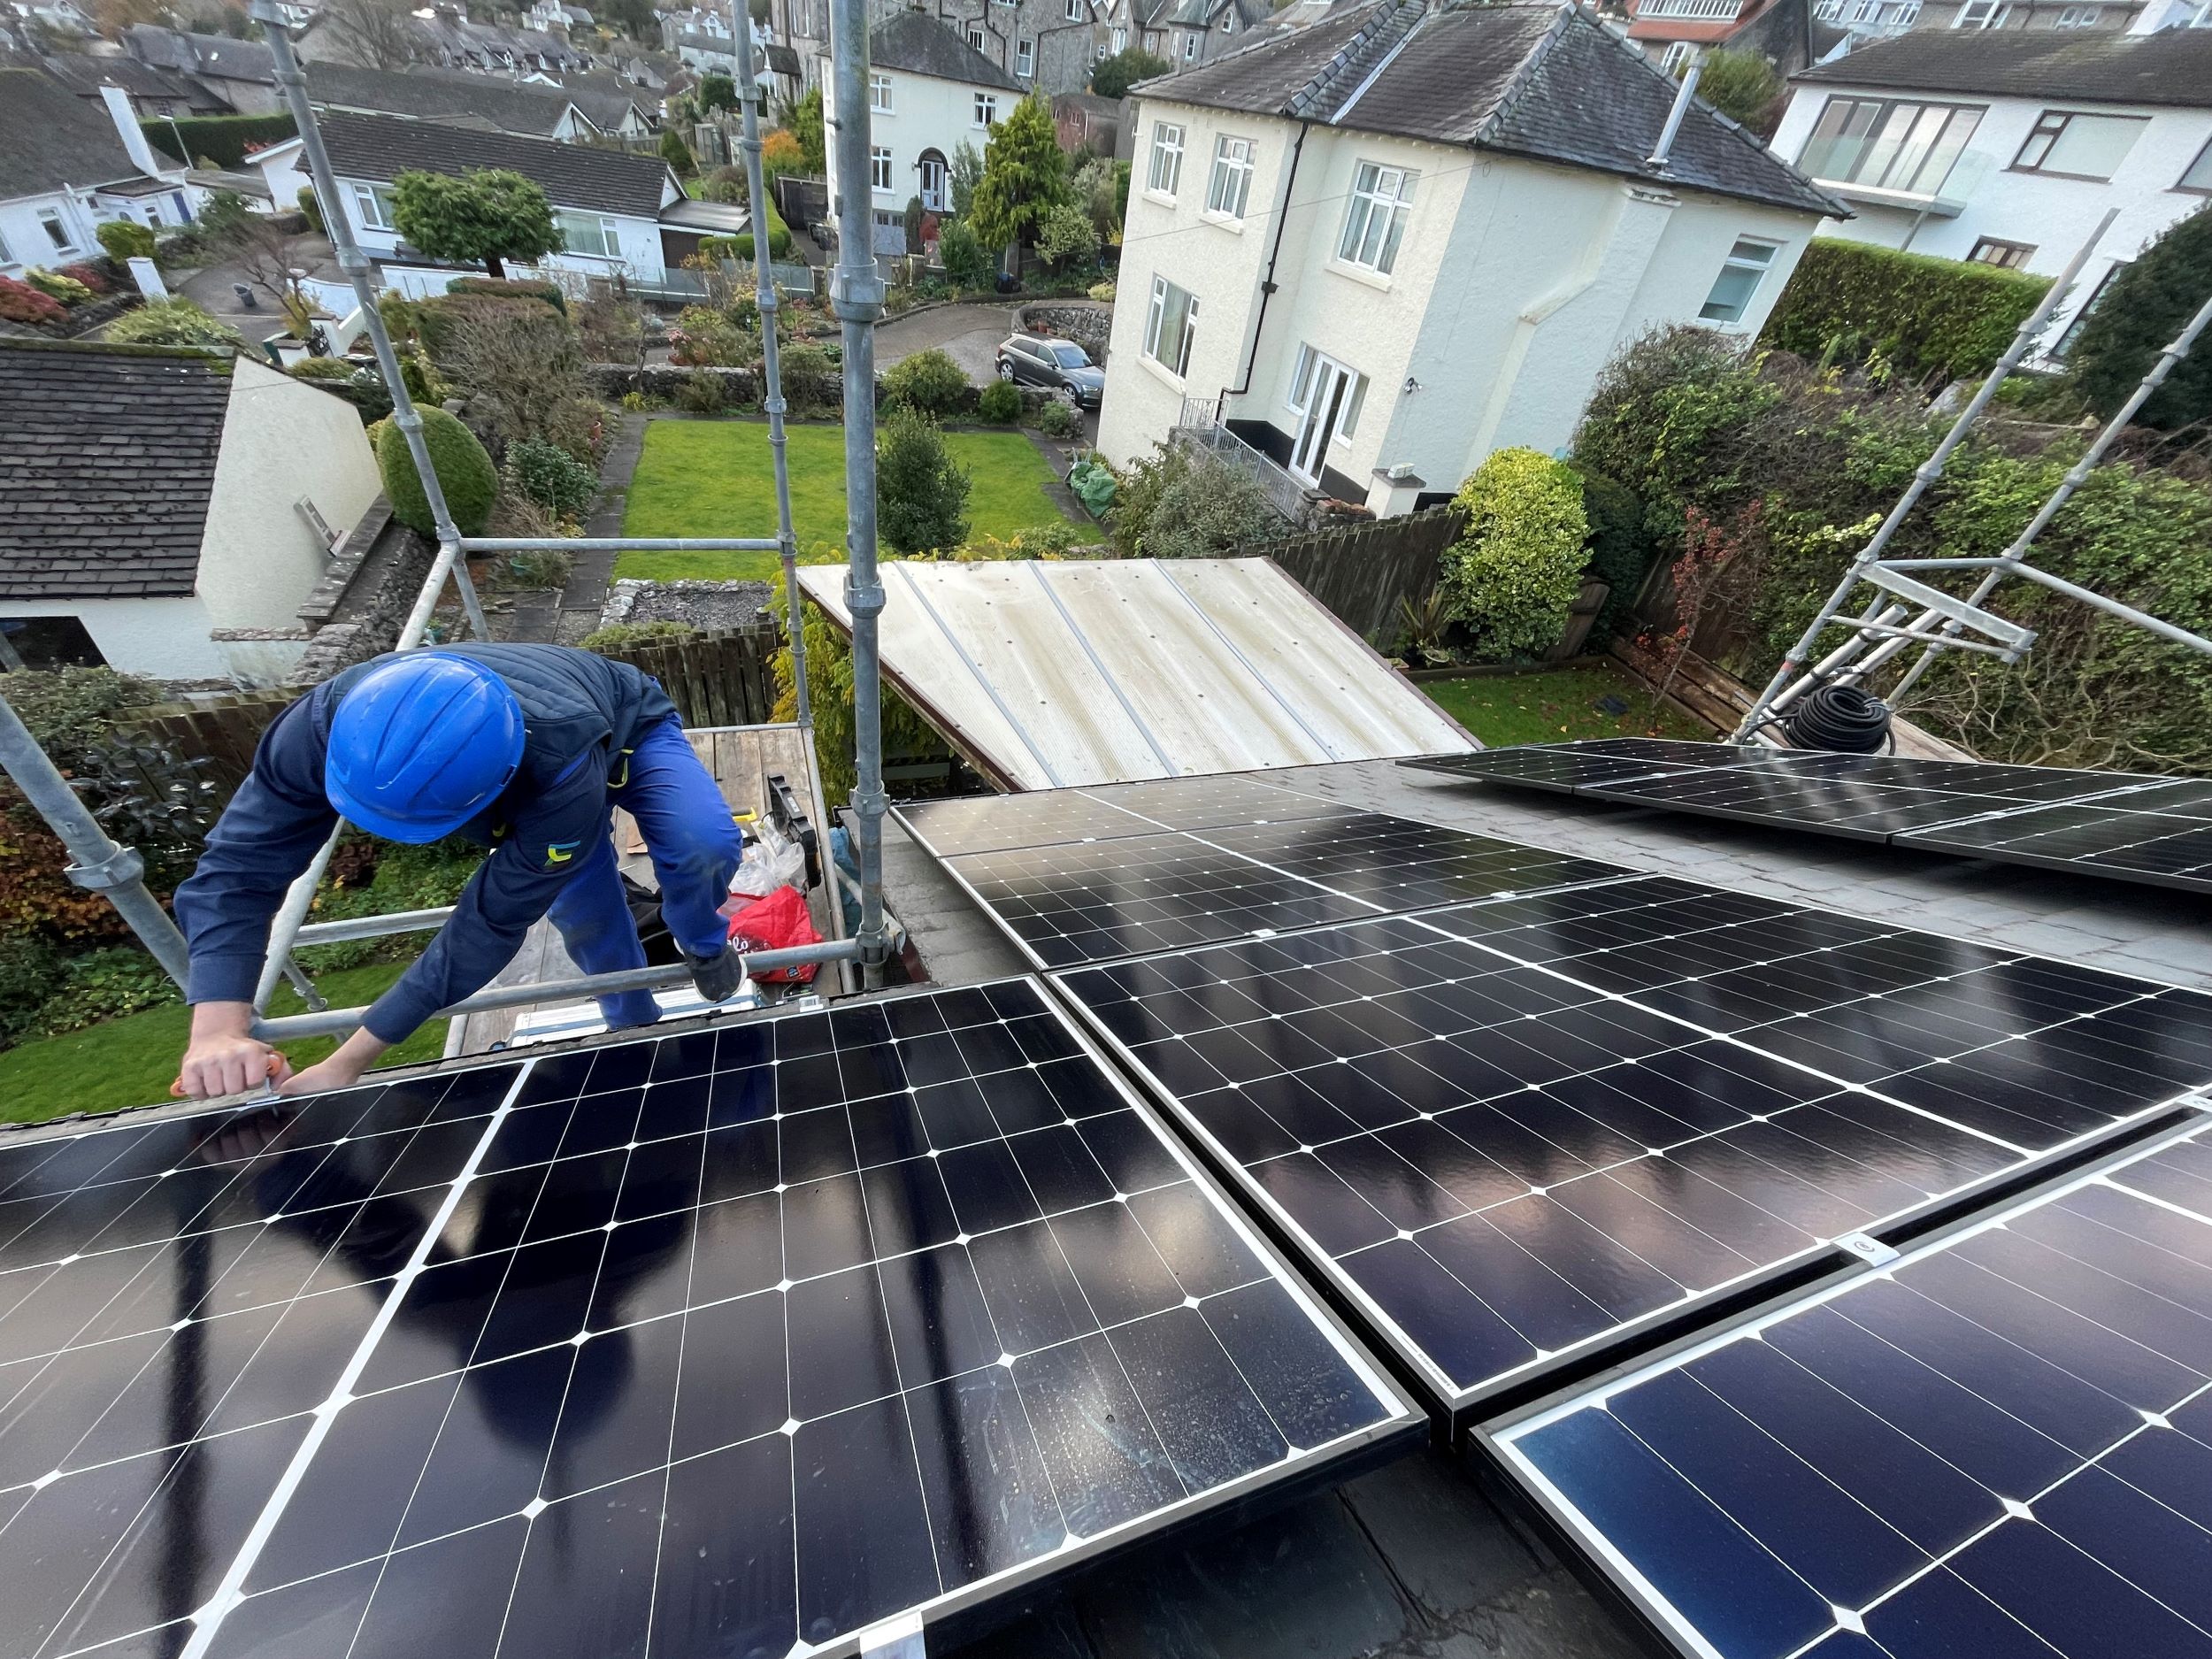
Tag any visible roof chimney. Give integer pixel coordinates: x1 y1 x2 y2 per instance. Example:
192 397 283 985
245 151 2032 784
99 83 173 180
1644 58 1701 172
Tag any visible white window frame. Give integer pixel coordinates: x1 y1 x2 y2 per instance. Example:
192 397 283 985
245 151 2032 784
349 182 396 232
37 210 73 253
1698 235 1781 325
1146 120 1185 197
1016 35 1033 75
1335 160 1415 277
556 208 622 257
1064 0 1085 18
1204 133 1256 221
1112 24 1126 47
973 91 998 127
1182 30 1197 58
965 23 985 48
1285 343 1368 441
870 145 895 192
869 71 892 111
2054 4 2099 21
1952 0 2008 24
1143 273 1198 378
1660 40 1694 72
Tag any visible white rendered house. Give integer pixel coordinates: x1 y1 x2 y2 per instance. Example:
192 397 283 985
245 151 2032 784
819 11 1026 252
1097 0 1839 516
0 347 381 684
1772 29 2212 353
1 75 200 278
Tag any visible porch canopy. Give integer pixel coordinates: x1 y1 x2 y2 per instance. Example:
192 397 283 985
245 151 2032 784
797 557 1475 790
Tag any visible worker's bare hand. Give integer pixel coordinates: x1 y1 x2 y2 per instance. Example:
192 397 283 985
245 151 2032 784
178 1032 288 1099
278 1052 370 1097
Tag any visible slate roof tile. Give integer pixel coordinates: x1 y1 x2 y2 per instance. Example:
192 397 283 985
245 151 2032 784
1793 27 2212 108
312 109 675 217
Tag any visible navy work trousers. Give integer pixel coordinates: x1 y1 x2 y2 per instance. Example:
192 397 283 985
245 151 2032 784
545 713 742 1028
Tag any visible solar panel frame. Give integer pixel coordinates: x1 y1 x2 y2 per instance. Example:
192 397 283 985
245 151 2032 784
0 980 1421 1659
895 772 1353 859
1479 1107 2212 1659
1048 879 2212 1432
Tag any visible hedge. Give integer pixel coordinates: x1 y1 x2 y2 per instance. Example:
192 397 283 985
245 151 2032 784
141 112 296 170
1758 239 2050 386
700 193 792 262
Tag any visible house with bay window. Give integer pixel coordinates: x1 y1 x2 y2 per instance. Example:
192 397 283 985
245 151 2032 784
1772 30 2212 353
1097 0 1839 517
254 111 691 289
818 10 1025 251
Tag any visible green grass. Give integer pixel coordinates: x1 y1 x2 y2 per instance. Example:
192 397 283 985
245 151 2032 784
1420 661 1713 749
0 962 451 1125
615 419 1099 581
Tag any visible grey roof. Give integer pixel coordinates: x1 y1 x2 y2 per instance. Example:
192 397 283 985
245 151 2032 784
121 26 277 81
307 62 580 135
870 10 1025 91
314 108 674 215
0 343 230 602
1793 27 2212 109
1138 0 1840 217
557 69 654 127
0 68 154 196
35 51 222 107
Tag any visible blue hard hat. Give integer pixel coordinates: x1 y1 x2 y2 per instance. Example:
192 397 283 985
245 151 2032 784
325 653 526 843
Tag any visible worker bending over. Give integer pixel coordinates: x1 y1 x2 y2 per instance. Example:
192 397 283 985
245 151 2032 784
173 644 746 1099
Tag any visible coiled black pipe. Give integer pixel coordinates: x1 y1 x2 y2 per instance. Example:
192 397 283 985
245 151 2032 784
1781 682 1893 754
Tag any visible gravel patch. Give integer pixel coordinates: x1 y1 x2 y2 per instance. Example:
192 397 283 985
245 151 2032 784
600 578 776 632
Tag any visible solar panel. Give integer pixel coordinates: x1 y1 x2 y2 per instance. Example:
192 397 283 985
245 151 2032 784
0 981 1417 1659
897 772 1348 858
1402 741 2212 893
1488 1111 2212 1659
1049 879 2212 1425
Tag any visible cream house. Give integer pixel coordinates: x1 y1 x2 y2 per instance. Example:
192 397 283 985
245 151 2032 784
1097 0 1841 516
1 344 381 683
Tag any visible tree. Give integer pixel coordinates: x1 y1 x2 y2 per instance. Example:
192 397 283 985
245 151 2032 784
778 88 825 173
593 0 657 37
937 218 994 288
314 0 420 69
1683 47 1781 135
697 71 739 113
1089 46 1169 100
1071 155 1121 239
969 95 1070 270
876 405 972 556
1035 201 1098 272
2068 204 2212 434
390 169 561 279
660 127 697 177
949 140 984 218
217 208 325 329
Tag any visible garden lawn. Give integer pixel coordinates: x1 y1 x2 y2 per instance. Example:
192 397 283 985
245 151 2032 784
616 419 1100 580
0 962 451 1125
1421 661 1712 749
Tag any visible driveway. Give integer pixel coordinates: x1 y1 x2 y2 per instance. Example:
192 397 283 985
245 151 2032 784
874 300 1013 384
174 232 338 343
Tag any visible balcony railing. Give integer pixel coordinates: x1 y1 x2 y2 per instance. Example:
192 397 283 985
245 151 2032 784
1170 409 1328 531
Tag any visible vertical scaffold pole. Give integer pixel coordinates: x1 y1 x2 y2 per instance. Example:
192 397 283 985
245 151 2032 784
826 0 891 985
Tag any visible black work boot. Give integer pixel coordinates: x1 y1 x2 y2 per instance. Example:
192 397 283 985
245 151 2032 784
687 945 745 1003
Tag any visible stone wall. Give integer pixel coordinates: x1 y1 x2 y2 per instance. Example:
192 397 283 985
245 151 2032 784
288 504 439 686
1014 302 1111 364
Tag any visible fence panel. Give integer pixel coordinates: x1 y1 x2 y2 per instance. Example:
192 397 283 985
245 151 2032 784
595 626 782 728
1251 505 1466 644
122 695 295 801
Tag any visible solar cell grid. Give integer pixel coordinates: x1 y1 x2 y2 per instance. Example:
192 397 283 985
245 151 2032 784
1492 1112 2212 1659
895 772 1346 858
1053 882 2212 1419
0 982 1415 1659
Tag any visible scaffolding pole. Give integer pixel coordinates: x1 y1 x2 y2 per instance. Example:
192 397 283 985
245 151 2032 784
828 0 892 987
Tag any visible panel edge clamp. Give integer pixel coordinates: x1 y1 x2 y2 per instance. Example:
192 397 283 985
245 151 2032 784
1833 1231 1901 1268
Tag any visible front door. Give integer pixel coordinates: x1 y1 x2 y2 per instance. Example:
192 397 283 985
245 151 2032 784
918 153 949 211
1289 357 1354 485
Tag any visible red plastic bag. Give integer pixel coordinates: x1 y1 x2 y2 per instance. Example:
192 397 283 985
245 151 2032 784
725 885 822 983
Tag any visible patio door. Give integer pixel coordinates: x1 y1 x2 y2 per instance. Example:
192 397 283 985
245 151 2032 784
1289 354 1356 485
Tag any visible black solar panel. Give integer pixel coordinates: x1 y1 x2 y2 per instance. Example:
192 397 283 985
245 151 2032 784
1403 741 2212 892
897 772 1347 857
1490 1112 2212 1659
0 982 1416 1659
1050 881 2212 1423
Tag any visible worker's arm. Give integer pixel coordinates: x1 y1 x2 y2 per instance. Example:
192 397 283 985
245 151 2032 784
345 754 612 1056
173 702 342 1099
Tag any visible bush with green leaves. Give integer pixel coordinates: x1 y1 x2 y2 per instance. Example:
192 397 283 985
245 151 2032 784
660 127 697 176
580 619 700 651
26 268 95 306
1109 442 1289 559
780 342 839 416
977 378 1022 424
884 347 971 416
1685 47 1783 133
96 219 156 263
1033 396 1078 439
1438 448 1591 662
1758 240 2049 386
372 406 497 536
2067 204 2212 433
505 436 601 518
1035 202 1099 272
104 297 242 352
446 275 567 313
937 218 995 288
670 303 760 367
1090 45 1170 99
876 404 972 556
676 369 727 414
297 184 324 234
1569 466 1654 642
0 667 156 771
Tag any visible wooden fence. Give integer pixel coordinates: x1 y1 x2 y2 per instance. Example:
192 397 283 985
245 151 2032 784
113 628 783 805
1256 506 1466 645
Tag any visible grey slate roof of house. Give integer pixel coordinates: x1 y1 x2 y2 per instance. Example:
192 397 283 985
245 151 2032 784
121 26 277 82
0 344 231 602
36 51 220 106
313 109 673 215
306 64 581 135
0 69 154 196
558 71 653 127
1138 0 1841 217
1793 27 2212 109
871 10 1025 92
